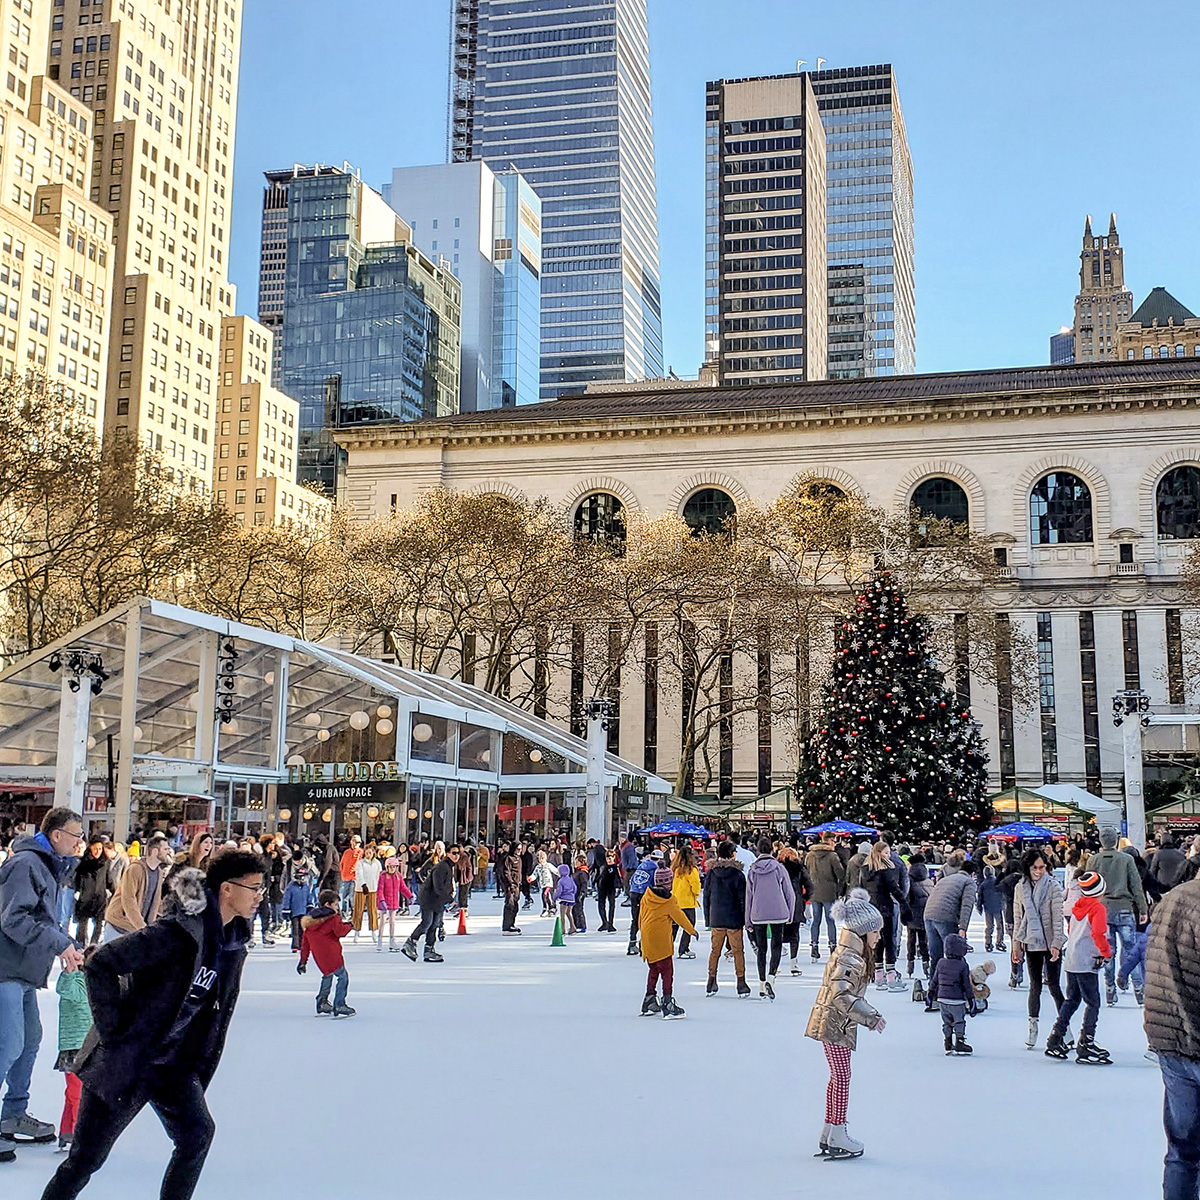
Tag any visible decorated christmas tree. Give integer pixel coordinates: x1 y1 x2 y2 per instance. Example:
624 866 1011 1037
798 571 991 839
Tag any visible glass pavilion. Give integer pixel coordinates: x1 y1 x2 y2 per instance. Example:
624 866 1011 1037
0 598 668 844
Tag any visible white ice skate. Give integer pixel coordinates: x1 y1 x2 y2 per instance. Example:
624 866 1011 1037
813 1123 832 1157
1026 1018 1038 1049
824 1124 864 1160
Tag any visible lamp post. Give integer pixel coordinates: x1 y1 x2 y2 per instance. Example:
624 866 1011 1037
582 697 615 843
1112 689 1150 851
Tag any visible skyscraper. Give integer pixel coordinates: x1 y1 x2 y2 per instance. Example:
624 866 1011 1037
1050 327 1075 365
704 73 828 384
811 65 914 378
52 0 242 493
1073 214 1133 363
385 160 541 412
449 0 663 399
262 165 461 496
0 0 112 432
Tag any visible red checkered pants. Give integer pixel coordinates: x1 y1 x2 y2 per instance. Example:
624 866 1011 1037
823 1043 852 1126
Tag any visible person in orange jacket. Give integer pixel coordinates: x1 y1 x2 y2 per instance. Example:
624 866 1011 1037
338 835 362 918
1044 871 1112 1064
639 866 696 1019
298 889 355 1018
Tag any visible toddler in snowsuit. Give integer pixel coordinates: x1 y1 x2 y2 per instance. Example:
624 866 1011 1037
54 957 93 1150
1045 871 1112 1064
928 933 974 1055
639 866 695 1019
298 888 356 1017
281 864 315 951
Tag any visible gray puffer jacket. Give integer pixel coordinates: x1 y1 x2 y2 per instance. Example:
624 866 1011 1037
1012 873 1065 952
0 833 75 987
924 869 977 931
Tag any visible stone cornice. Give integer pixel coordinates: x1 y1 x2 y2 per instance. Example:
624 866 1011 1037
332 377 1200 453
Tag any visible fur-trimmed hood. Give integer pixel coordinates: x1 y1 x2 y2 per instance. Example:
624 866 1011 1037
160 866 209 917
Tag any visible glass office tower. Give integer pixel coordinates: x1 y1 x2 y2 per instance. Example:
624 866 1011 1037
811 64 915 378
268 165 461 496
450 0 663 398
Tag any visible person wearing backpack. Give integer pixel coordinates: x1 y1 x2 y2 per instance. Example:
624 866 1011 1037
626 849 662 956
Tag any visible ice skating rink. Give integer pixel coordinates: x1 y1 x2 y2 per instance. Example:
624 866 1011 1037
7 896 1163 1199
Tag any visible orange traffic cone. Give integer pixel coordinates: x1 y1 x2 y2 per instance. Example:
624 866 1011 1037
456 907 469 935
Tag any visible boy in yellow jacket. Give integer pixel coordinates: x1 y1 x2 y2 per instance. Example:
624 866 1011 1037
640 866 696 1019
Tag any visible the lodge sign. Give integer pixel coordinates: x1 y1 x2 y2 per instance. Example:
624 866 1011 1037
287 760 402 784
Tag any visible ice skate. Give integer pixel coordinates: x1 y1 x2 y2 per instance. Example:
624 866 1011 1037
764 977 776 1000
944 1034 954 1055
706 977 718 996
1117 973 1129 992
1134 980 1145 1006
375 936 383 952
400 940 418 961
502 927 522 935
316 1000 334 1016
661 995 686 1019
873 967 886 990
640 992 661 1016
953 1036 973 1056
626 942 640 956
790 959 802 977
997 939 1007 951
736 976 752 998
905 960 915 977
423 946 444 963
1075 1034 1112 1065
1044 1028 1069 1059
389 943 402 952
1106 983 1118 1007
922 958 931 978
332 1005 356 1018
0 1114 55 1144
811 945 821 962
677 948 695 959
813 1124 832 1157
1026 1018 1039 1049
352 930 359 944
886 969 907 992
56 1134 71 1153
824 1124 863 1160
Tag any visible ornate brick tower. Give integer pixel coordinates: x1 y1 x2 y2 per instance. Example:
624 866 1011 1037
1073 214 1134 362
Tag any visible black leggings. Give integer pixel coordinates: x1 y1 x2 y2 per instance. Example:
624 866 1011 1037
906 926 928 965
1026 949 1065 1019
596 888 616 928
750 923 783 981
873 909 897 970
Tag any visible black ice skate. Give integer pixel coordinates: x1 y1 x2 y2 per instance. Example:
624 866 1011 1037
315 1001 334 1016
706 977 718 996
332 1005 356 1018
423 946 444 963
953 1036 973 1056
1044 1029 1069 1059
661 995 685 1019
1075 1034 1112 1065
640 992 661 1016
736 977 752 998
400 941 417 962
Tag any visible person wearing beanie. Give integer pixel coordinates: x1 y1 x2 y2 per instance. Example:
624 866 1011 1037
745 839 797 1000
927 934 974 1056
845 842 872 892
279 864 316 953
1086 825 1148 1007
703 840 751 998
805 888 887 1160
638 865 696 1019
375 855 412 952
1045 871 1113 1064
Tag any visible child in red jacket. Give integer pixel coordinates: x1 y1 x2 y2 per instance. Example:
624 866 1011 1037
1045 871 1112 1064
298 889 356 1017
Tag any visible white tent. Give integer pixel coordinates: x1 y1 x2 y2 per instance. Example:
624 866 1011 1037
1030 782 1123 825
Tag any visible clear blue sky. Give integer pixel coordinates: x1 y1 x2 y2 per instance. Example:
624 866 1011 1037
230 0 1200 377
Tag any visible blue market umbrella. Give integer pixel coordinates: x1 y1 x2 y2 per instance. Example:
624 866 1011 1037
986 821 1063 841
638 820 710 838
797 819 878 836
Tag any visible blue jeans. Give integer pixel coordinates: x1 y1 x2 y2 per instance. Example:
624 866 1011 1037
0 980 41 1121
338 880 354 918
1105 911 1145 991
925 918 958 971
58 887 76 933
1162 1053 1200 1200
316 967 349 1010
809 901 836 950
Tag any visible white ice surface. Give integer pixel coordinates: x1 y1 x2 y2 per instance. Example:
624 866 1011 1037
5 898 1163 1198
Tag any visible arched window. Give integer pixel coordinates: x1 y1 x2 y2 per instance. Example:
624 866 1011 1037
911 477 969 524
1030 472 1093 544
573 492 625 546
1176 344 1186 358
1157 466 1200 540
1143 347 1153 359
1160 345 1170 358
682 487 736 536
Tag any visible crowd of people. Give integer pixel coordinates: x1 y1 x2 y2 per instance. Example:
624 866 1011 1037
0 815 1198 1195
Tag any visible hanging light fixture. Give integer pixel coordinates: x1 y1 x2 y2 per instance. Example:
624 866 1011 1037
376 718 394 735
412 722 433 743
376 704 392 719
133 725 144 741
529 748 543 763
286 754 305 767
349 710 370 731
316 729 330 742
304 712 323 728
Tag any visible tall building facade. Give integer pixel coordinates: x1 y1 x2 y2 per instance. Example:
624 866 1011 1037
384 160 541 412
213 315 329 529
1073 214 1133 363
704 73 828 384
1050 328 1075 365
449 0 663 399
810 64 914 378
47 0 241 494
262 164 461 496
1117 287 1200 361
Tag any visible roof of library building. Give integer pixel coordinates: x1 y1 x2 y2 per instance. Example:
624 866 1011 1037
387 357 1200 433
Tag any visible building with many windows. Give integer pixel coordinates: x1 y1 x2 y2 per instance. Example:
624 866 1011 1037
1050 326 1074 365
704 73 827 384
384 160 541 412
0 3 112 429
260 163 461 497
47 0 242 494
1116 287 1200 362
212 315 329 530
449 0 663 398
1072 214 1133 363
811 64 914 378
336 357 1200 805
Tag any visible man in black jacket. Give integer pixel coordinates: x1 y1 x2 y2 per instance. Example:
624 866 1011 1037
401 842 455 963
41 850 263 1200
703 841 750 998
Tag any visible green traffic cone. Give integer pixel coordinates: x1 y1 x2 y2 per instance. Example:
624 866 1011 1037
551 914 564 946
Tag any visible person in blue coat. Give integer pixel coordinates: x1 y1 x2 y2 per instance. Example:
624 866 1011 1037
626 850 661 955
